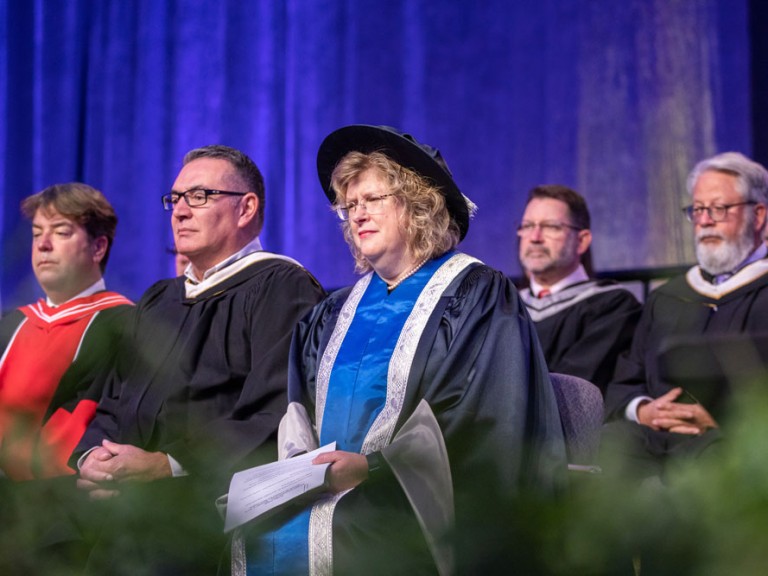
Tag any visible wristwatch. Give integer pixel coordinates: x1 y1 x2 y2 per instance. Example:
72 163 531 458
366 451 385 476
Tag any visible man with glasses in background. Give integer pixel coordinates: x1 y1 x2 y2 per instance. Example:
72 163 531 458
517 185 641 393
603 152 768 478
72 145 325 574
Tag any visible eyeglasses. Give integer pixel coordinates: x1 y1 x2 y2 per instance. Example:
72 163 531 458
516 221 581 239
335 194 396 221
161 188 248 211
682 201 757 223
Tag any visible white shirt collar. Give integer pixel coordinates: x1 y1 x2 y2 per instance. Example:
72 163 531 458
46 278 106 307
184 236 264 284
529 264 589 297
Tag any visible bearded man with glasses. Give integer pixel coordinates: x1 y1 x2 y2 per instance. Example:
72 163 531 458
604 151 768 480
517 185 641 393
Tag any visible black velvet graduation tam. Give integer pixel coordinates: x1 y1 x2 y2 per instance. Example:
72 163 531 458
317 124 472 240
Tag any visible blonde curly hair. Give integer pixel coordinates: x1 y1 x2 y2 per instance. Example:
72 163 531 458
330 151 461 273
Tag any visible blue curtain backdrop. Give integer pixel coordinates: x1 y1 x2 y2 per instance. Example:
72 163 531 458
0 0 752 311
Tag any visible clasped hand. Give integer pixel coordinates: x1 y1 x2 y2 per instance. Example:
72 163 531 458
77 439 172 500
637 387 718 435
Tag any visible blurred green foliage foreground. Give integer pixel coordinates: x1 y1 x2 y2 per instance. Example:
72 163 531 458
2 382 768 575
455 377 768 576
556 380 768 576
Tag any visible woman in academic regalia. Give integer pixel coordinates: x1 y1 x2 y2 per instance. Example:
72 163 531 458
236 125 566 576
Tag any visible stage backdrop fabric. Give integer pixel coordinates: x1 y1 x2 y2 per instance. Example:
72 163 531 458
0 0 751 310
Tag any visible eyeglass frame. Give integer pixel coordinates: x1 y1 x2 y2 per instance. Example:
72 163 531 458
681 201 757 223
161 188 249 211
516 220 582 239
335 193 396 221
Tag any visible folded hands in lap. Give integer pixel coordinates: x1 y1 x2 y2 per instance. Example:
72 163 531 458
77 440 172 500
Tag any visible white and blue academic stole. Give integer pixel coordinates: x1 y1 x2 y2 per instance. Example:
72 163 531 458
307 252 479 576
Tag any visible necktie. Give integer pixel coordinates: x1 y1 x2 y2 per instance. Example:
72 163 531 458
700 269 732 285
538 289 551 298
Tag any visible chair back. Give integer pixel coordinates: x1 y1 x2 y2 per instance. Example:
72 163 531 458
550 372 604 468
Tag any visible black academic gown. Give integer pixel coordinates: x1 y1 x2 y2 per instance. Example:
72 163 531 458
72 257 325 575
79 257 325 481
521 281 641 393
285 259 566 575
605 268 768 420
603 264 768 469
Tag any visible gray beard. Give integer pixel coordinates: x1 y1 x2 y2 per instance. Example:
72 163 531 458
696 232 755 275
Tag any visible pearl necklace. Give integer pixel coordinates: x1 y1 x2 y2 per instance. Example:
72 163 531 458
385 257 429 291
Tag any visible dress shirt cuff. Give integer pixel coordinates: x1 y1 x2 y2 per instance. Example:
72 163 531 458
77 447 97 470
626 396 653 423
168 454 189 477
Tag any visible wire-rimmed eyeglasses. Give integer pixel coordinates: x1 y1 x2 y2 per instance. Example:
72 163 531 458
335 194 396 221
161 188 248 211
516 220 581 239
681 201 756 223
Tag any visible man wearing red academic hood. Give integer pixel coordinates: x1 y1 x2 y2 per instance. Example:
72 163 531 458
0 183 132 480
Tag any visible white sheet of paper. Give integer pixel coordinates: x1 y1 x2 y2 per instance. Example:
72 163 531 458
223 442 336 532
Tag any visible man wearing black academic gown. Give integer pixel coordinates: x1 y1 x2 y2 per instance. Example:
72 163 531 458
603 152 768 476
73 146 325 574
517 185 641 393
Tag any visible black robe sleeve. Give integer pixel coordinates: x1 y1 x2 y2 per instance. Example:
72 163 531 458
603 280 702 421
44 305 135 422
404 265 566 497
